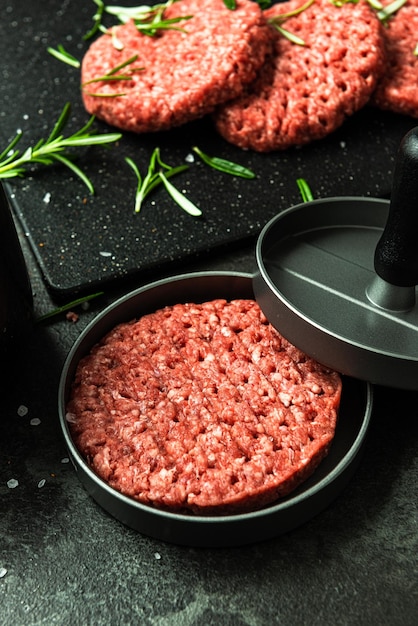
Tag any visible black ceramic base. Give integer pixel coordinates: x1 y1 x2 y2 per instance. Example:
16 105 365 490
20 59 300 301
1 1 416 296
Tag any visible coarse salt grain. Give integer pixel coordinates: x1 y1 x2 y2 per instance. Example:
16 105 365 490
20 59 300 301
43 192 51 204
7 479 19 489
17 405 28 417
30 418 41 426
37 479 46 489
0 568 7 578
61 457 70 464
154 552 161 560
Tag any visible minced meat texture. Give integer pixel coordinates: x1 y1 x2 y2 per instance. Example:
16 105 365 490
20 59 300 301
213 0 385 151
371 0 418 118
81 0 273 133
67 299 342 515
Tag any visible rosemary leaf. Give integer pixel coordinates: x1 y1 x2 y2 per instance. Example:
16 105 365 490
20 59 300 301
192 146 255 179
146 164 189 195
47 45 80 68
272 24 306 46
84 0 106 40
46 101 72 143
125 156 145 213
296 178 314 202
0 131 22 162
366 0 383 10
36 292 104 323
82 90 128 98
83 74 135 85
53 153 95 195
81 55 144 95
271 0 315 21
376 0 407 21
159 170 202 217
108 54 140 75
223 0 271 7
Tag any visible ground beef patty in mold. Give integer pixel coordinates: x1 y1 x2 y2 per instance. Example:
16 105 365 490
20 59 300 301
81 0 273 133
67 299 342 515
371 0 418 118
213 0 385 151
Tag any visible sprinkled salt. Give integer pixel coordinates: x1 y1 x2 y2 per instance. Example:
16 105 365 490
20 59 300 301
30 418 41 426
0 568 7 579
37 479 46 489
154 552 161 560
17 405 28 417
61 457 70 464
185 153 195 163
99 251 112 257
7 479 19 489
43 192 51 204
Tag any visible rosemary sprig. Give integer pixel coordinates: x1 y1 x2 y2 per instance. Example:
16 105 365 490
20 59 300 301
82 54 145 97
47 44 80 68
192 146 255 179
84 0 106 40
296 178 314 202
86 54 143 82
36 291 104 323
0 103 122 194
125 148 201 216
85 0 192 40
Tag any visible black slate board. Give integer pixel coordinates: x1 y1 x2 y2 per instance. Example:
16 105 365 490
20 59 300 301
1 0 416 297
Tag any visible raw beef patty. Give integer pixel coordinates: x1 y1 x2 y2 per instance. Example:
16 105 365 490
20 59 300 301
81 0 273 133
67 299 342 515
213 0 385 151
371 0 418 117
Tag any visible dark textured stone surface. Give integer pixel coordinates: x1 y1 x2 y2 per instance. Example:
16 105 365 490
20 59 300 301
1 2 418 623
1 222 418 625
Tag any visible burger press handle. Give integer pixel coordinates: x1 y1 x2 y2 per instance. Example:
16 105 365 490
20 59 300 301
367 127 418 312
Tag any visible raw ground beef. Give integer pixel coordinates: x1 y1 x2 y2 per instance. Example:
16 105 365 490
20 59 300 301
213 0 385 151
67 299 342 515
371 0 418 117
81 0 273 133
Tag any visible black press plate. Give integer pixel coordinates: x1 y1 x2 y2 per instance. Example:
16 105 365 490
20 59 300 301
1 0 416 297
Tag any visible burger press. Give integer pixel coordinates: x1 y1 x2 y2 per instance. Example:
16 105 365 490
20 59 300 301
254 126 418 391
58 127 418 547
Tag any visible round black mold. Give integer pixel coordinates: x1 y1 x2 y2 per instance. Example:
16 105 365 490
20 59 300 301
58 272 372 547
